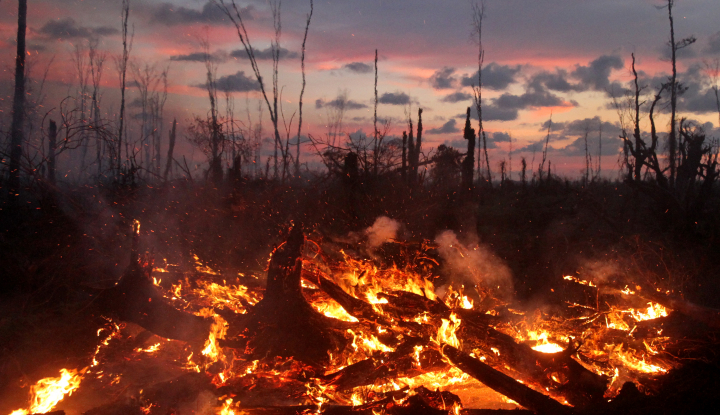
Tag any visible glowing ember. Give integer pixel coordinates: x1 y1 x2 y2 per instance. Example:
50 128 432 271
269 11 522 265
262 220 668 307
563 275 596 286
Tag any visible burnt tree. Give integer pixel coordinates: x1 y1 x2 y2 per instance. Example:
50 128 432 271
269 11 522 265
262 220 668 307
8 0 28 208
462 107 476 190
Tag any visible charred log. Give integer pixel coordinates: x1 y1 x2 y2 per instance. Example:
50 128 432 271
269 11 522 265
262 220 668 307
442 344 575 415
97 255 212 344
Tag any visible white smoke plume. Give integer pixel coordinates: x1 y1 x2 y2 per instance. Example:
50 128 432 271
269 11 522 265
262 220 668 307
365 216 401 249
434 230 513 297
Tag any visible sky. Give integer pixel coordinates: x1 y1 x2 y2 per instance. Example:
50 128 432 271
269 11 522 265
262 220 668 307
1 0 720 179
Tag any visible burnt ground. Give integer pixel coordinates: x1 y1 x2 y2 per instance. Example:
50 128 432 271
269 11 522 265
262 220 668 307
1 175 720 413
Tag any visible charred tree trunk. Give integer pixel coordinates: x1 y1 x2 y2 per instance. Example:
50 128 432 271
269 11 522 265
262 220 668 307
401 131 407 182
462 107 476 191
8 0 28 208
414 108 423 182
164 119 176 181
237 224 347 365
48 120 58 186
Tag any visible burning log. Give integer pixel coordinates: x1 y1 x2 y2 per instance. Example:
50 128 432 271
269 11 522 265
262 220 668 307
624 284 720 330
457 313 608 408
321 337 448 390
303 269 389 325
442 344 575 415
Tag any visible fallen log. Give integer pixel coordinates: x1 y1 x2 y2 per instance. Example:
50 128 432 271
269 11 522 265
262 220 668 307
457 314 607 409
302 268 389 325
442 344 575 415
97 254 212 345
627 284 720 330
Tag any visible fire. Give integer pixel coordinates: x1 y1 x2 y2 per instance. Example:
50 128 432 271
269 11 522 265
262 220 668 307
527 331 565 354
434 312 462 349
193 280 260 314
311 299 359 322
10 368 85 415
218 398 241 415
135 342 161 353
200 308 228 363
630 302 668 321
563 275 596 287
194 254 220 275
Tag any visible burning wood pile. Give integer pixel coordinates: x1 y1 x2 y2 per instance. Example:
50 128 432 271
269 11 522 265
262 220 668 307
8 222 720 415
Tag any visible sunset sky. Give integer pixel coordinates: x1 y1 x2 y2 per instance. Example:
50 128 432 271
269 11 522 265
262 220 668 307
1 0 720 178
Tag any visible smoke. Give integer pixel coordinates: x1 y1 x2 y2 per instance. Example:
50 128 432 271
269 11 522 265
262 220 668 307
365 216 401 249
434 230 513 297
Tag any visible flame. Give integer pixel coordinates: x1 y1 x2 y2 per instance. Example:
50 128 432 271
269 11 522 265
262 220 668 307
193 280 260 314
614 346 668 374
563 275 595 287
311 299 359 322
10 368 85 415
630 302 668 321
135 343 161 353
527 330 565 354
200 308 228 363
194 254 220 275
434 312 461 349
218 397 243 415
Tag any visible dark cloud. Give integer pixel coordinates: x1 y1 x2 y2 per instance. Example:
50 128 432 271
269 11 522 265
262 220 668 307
684 89 719 113
170 52 226 62
539 119 567 132
427 119 459 134
483 104 519 121
561 117 621 137
570 55 624 91
706 31 720 55
209 71 260 93
151 1 251 26
430 67 457 89
644 64 720 115
490 131 511 143
315 98 368 110
441 91 472 103
230 46 298 60
494 88 571 110
461 63 521 91
343 62 373 74
528 56 629 97
379 92 411 105
37 18 118 40
556 133 623 157
515 140 548 153
529 69 584 93
460 103 518 122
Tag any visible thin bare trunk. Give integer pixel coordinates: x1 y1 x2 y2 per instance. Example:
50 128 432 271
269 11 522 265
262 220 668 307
8 0 27 206
164 119 176 181
668 0 677 187
296 0 313 177
117 0 132 174
373 49 379 176
48 120 58 185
